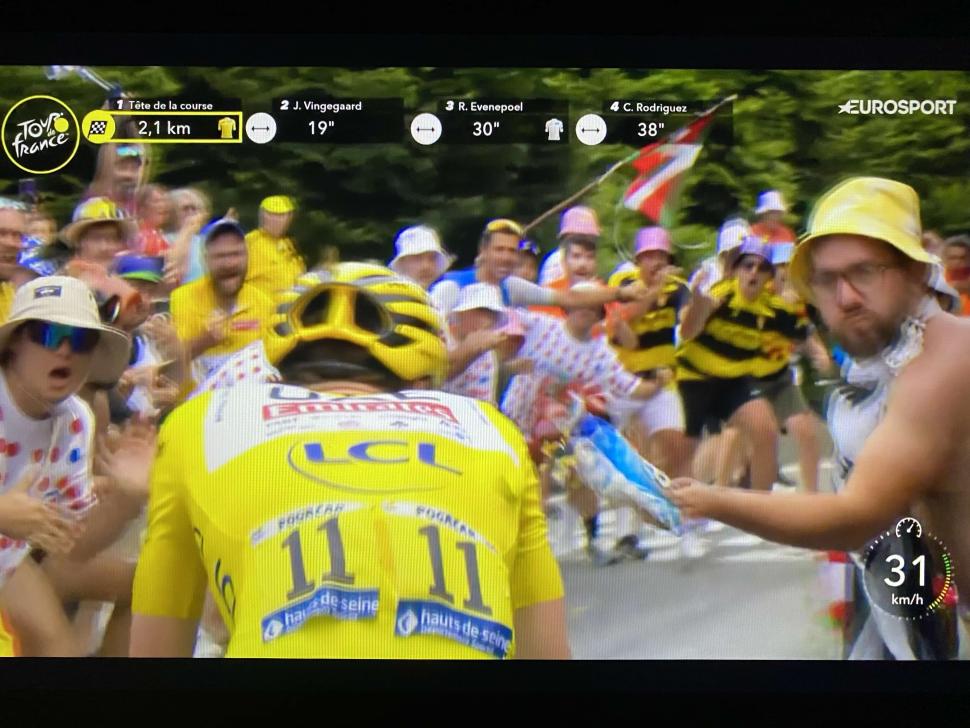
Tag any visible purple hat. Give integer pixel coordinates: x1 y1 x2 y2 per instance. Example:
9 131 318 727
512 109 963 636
733 236 772 266
559 206 601 239
633 227 672 258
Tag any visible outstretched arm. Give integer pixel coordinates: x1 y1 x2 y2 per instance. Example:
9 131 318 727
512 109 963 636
668 356 958 551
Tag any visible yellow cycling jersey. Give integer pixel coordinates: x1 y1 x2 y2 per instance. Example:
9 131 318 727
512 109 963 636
0 282 14 323
132 385 563 659
0 611 17 657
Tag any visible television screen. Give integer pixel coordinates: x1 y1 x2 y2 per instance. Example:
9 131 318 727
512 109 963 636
0 37 968 673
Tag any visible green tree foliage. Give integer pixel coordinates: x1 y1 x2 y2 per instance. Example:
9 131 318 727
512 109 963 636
2 66 968 273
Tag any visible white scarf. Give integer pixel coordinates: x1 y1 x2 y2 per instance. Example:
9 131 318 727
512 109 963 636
826 295 941 659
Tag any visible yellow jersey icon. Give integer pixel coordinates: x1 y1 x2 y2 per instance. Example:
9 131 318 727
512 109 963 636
218 116 237 140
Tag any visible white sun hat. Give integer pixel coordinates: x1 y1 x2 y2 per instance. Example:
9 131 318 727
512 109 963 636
450 283 508 327
388 225 455 277
755 190 788 215
716 217 752 259
0 276 131 384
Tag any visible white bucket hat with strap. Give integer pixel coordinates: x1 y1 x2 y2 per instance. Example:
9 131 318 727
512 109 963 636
0 276 131 384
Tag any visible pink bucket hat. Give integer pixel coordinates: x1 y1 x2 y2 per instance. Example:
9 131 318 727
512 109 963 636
633 227 672 258
558 206 601 239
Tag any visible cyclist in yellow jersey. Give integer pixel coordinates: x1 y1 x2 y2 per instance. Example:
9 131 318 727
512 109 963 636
130 262 569 658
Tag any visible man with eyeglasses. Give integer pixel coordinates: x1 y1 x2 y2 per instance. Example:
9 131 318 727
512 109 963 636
668 177 970 660
171 219 276 388
432 219 647 380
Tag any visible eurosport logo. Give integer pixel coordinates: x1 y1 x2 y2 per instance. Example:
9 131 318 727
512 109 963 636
1 96 80 174
838 99 957 116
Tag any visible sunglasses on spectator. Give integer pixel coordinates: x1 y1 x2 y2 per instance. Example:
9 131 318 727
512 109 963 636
24 321 100 354
117 145 144 161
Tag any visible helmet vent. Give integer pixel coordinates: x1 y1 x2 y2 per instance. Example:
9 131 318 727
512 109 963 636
354 293 386 335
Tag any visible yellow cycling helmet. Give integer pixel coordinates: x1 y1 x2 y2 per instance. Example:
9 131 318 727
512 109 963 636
264 262 446 386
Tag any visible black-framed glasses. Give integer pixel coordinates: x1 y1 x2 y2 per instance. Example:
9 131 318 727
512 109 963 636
24 321 100 354
809 262 899 295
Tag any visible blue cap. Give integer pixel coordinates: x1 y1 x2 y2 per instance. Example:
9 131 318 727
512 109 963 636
770 242 795 266
518 239 540 257
203 217 246 245
113 254 165 283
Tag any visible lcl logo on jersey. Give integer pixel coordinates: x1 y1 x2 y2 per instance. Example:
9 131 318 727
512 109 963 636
286 440 463 493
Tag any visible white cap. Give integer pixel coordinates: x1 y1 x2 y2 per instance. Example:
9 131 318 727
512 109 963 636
716 217 752 257
451 283 508 326
388 226 454 276
755 190 788 215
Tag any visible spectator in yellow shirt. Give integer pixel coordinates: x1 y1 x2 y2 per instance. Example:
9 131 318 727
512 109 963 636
171 219 275 386
244 195 305 302
0 199 29 322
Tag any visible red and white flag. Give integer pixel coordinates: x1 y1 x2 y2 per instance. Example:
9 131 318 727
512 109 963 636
622 109 719 223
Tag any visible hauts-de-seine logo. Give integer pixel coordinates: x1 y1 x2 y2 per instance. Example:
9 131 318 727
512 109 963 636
2 96 80 174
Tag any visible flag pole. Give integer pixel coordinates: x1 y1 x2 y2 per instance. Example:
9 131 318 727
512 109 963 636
522 150 640 234
522 94 737 235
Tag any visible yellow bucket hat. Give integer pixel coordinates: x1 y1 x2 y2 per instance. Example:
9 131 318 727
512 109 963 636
789 177 934 302
260 195 296 214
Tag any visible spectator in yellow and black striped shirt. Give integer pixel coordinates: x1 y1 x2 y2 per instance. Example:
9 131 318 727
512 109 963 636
606 227 692 480
675 237 782 491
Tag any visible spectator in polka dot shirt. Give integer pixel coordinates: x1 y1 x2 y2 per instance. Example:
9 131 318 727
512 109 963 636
0 275 136 655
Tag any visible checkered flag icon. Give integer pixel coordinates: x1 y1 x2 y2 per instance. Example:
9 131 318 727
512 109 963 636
87 120 107 136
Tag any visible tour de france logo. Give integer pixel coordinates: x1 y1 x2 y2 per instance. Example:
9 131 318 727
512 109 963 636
2 96 80 174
